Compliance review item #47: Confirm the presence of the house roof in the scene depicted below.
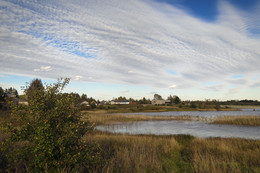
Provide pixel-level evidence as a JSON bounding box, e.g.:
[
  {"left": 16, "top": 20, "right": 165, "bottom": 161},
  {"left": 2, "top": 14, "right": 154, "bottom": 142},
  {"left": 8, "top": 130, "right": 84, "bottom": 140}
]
[
  {"left": 111, "top": 100, "right": 129, "bottom": 102},
  {"left": 80, "top": 101, "right": 89, "bottom": 105}
]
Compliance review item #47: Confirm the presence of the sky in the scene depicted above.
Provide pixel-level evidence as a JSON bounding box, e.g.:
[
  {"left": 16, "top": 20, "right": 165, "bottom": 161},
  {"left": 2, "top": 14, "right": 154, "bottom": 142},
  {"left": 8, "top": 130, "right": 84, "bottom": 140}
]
[{"left": 0, "top": 0, "right": 260, "bottom": 101}]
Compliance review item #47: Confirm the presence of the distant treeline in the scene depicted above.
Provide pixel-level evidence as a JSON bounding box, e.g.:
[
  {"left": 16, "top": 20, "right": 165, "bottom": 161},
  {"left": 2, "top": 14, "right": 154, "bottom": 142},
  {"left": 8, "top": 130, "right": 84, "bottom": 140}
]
[
  {"left": 184, "top": 99, "right": 260, "bottom": 106},
  {"left": 220, "top": 100, "right": 260, "bottom": 105},
  {"left": 1, "top": 83, "right": 259, "bottom": 106}
]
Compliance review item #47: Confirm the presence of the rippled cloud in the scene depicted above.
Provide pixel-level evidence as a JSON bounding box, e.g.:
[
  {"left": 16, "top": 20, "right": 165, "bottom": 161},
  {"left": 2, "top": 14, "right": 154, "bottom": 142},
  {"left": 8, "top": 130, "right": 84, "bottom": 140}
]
[{"left": 0, "top": 0, "right": 259, "bottom": 96}]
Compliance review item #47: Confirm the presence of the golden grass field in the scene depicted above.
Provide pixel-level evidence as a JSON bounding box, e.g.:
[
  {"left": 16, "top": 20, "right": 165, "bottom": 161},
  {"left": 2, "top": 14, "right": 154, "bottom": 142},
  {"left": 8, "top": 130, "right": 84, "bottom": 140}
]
[{"left": 85, "top": 132, "right": 260, "bottom": 173}]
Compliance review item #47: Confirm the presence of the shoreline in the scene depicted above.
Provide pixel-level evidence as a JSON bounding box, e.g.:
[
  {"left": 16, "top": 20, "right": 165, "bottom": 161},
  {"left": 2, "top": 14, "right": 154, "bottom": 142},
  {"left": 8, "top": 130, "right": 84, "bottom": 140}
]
[{"left": 86, "top": 110, "right": 260, "bottom": 126}]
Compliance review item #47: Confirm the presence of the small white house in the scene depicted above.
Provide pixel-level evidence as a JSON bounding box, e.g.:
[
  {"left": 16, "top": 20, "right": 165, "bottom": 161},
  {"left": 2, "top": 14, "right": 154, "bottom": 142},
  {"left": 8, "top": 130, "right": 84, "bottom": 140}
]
[
  {"left": 110, "top": 100, "right": 130, "bottom": 105},
  {"left": 80, "top": 101, "right": 90, "bottom": 107},
  {"left": 152, "top": 99, "right": 166, "bottom": 105}
]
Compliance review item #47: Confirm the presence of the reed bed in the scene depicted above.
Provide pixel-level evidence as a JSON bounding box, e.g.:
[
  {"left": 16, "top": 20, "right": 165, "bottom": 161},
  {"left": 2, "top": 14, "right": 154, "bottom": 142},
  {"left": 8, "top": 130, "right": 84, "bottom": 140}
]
[
  {"left": 191, "top": 138, "right": 260, "bottom": 172},
  {"left": 86, "top": 113, "right": 197, "bottom": 125},
  {"left": 212, "top": 116, "right": 260, "bottom": 126},
  {"left": 85, "top": 132, "right": 181, "bottom": 173},
  {"left": 85, "top": 132, "right": 260, "bottom": 173}
]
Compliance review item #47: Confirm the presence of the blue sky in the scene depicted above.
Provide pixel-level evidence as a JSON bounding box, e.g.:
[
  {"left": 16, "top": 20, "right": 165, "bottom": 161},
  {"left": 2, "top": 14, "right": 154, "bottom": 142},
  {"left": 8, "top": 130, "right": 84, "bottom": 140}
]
[{"left": 0, "top": 0, "right": 260, "bottom": 101}]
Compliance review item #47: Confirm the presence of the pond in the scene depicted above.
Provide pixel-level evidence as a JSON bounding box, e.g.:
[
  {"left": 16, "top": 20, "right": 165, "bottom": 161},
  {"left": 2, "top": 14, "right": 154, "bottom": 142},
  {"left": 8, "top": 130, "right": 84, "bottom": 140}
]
[
  {"left": 96, "top": 109, "right": 260, "bottom": 139},
  {"left": 96, "top": 120, "right": 260, "bottom": 139}
]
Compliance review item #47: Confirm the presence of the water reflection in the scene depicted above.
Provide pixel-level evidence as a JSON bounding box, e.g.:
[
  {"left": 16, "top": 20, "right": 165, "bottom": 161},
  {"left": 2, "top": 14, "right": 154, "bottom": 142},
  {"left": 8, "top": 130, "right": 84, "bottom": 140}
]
[{"left": 96, "top": 120, "right": 260, "bottom": 139}]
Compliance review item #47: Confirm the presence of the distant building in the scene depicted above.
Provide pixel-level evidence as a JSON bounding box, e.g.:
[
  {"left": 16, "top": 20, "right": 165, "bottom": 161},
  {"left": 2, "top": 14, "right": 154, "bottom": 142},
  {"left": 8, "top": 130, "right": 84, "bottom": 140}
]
[
  {"left": 1, "top": 92, "right": 19, "bottom": 110},
  {"left": 152, "top": 94, "right": 166, "bottom": 105},
  {"left": 129, "top": 101, "right": 137, "bottom": 105},
  {"left": 151, "top": 97, "right": 171, "bottom": 105},
  {"left": 152, "top": 99, "right": 166, "bottom": 105},
  {"left": 18, "top": 101, "right": 28, "bottom": 106},
  {"left": 110, "top": 100, "right": 130, "bottom": 105},
  {"left": 80, "top": 101, "right": 90, "bottom": 107},
  {"left": 165, "top": 100, "right": 171, "bottom": 104},
  {"left": 99, "top": 100, "right": 110, "bottom": 105}
]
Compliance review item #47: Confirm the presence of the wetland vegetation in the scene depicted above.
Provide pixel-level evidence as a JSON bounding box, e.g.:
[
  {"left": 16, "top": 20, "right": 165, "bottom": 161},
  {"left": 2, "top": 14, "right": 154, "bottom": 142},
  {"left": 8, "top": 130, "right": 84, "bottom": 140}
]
[
  {"left": 1, "top": 79, "right": 260, "bottom": 172},
  {"left": 1, "top": 110, "right": 260, "bottom": 173},
  {"left": 85, "top": 132, "right": 260, "bottom": 173},
  {"left": 211, "top": 115, "right": 260, "bottom": 126}
]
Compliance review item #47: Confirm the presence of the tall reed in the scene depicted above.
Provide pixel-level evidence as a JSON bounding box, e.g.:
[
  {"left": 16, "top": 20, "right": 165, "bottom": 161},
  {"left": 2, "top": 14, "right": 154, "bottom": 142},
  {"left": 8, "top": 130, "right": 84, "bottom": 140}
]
[
  {"left": 86, "top": 132, "right": 179, "bottom": 172},
  {"left": 191, "top": 138, "right": 260, "bottom": 172},
  {"left": 212, "top": 116, "right": 260, "bottom": 126},
  {"left": 85, "top": 132, "right": 260, "bottom": 173}
]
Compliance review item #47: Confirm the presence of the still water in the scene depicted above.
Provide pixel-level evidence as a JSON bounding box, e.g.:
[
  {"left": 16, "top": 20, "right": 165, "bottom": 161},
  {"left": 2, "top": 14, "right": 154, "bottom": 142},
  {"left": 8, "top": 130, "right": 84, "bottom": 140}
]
[
  {"left": 96, "top": 121, "right": 260, "bottom": 139},
  {"left": 96, "top": 109, "right": 260, "bottom": 139}
]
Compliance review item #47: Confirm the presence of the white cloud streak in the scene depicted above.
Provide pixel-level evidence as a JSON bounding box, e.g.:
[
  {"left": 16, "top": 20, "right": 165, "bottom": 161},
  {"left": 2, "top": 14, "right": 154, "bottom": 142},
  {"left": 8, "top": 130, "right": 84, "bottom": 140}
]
[
  {"left": 0, "top": 0, "right": 259, "bottom": 93},
  {"left": 34, "top": 66, "right": 52, "bottom": 72},
  {"left": 75, "top": 75, "right": 83, "bottom": 81}
]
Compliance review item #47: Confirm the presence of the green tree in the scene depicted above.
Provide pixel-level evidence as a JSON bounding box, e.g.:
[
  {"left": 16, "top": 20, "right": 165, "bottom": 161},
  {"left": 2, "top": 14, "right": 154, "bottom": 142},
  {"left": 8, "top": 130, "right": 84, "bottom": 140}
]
[
  {"left": 129, "top": 98, "right": 135, "bottom": 102},
  {"left": 80, "top": 94, "right": 88, "bottom": 102},
  {"left": 168, "top": 95, "right": 181, "bottom": 104},
  {"left": 87, "top": 97, "right": 96, "bottom": 104},
  {"left": 0, "top": 87, "right": 4, "bottom": 100},
  {"left": 154, "top": 94, "right": 162, "bottom": 100},
  {"left": 190, "top": 102, "right": 197, "bottom": 108},
  {"left": 173, "top": 96, "right": 181, "bottom": 104},
  {"left": 26, "top": 78, "right": 44, "bottom": 100},
  {"left": 90, "top": 101, "right": 97, "bottom": 109},
  {"left": 70, "top": 92, "right": 81, "bottom": 105},
  {"left": 115, "top": 96, "right": 127, "bottom": 101},
  {"left": 3, "top": 78, "right": 101, "bottom": 172},
  {"left": 139, "top": 97, "right": 151, "bottom": 104},
  {"left": 4, "top": 87, "right": 19, "bottom": 98}
]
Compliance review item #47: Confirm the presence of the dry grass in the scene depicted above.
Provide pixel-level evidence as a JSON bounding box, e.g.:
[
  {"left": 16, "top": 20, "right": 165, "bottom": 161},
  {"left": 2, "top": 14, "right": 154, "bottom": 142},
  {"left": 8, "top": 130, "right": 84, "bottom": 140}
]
[
  {"left": 85, "top": 111, "right": 260, "bottom": 127},
  {"left": 191, "top": 138, "right": 260, "bottom": 173},
  {"left": 85, "top": 132, "right": 179, "bottom": 173},
  {"left": 225, "top": 105, "right": 260, "bottom": 109},
  {"left": 84, "top": 132, "right": 260, "bottom": 173},
  {"left": 91, "top": 104, "right": 234, "bottom": 114},
  {"left": 85, "top": 112, "right": 198, "bottom": 125},
  {"left": 2, "top": 130, "right": 259, "bottom": 172},
  {"left": 212, "top": 116, "right": 260, "bottom": 126}
]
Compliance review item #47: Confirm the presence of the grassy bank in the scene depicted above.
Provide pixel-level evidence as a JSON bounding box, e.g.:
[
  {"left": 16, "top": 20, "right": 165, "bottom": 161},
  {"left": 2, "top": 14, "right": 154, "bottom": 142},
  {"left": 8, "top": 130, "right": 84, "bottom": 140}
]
[
  {"left": 211, "top": 116, "right": 260, "bottom": 126},
  {"left": 1, "top": 130, "right": 259, "bottom": 172},
  {"left": 86, "top": 132, "right": 260, "bottom": 173},
  {"left": 95, "top": 104, "right": 234, "bottom": 113},
  {"left": 224, "top": 105, "right": 260, "bottom": 109},
  {"left": 85, "top": 111, "right": 199, "bottom": 125},
  {"left": 86, "top": 111, "right": 260, "bottom": 126}
]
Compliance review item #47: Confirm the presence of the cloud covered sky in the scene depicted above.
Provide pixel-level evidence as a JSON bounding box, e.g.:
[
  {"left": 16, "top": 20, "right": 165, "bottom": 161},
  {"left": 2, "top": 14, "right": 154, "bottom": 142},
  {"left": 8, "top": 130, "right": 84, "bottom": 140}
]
[{"left": 0, "top": 0, "right": 260, "bottom": 100}]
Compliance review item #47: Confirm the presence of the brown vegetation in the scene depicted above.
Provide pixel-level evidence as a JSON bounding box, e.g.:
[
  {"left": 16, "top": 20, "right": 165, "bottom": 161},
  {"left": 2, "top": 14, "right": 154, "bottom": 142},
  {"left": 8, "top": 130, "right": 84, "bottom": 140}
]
[
  {"left": 212, "top": 116, "right": 260, "bottom": 126},
  {"left": 86, "top": 111, "right": 196, "bottom": 125},
  {"left": 191, "top": 137, "right": 260, "bottom": 172},
  {"left": 86, "top": 132, "right": 179, "bottom": 172},
  {"left": 85, "top": 132, "right": 260, "bottom": 173}
]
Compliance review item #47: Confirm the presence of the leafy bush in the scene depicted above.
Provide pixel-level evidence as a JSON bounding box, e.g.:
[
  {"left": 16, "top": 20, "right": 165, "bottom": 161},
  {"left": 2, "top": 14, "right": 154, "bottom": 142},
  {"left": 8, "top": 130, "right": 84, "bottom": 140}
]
[
  {"left": 190, "top": 103, "right": 197, "bottom": 109},
  {"left": 2, "top": 78, "right": 101, "bottom": 172}
]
